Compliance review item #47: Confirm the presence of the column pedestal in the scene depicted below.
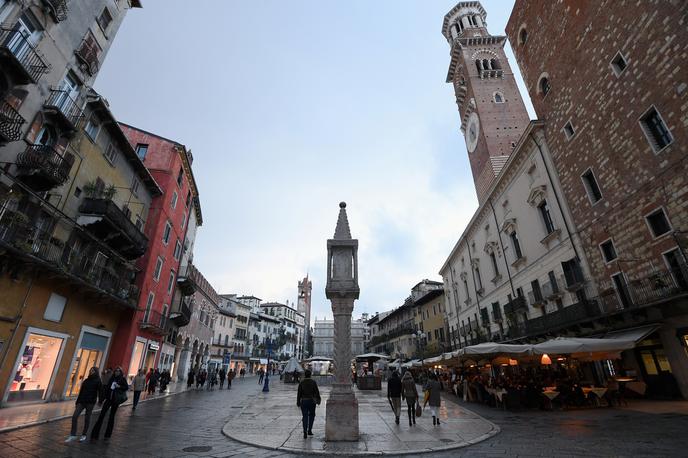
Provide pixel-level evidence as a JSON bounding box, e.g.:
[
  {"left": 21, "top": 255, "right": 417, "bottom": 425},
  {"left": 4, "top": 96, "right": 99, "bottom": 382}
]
[{"left": 325, "top": 384, "right": 359, "bottom": 441}]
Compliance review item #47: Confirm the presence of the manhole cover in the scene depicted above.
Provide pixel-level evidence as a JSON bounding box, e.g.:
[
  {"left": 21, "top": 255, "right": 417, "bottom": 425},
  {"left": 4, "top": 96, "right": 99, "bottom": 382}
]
[{"left": 182, "top": 446, "right": 212, "bottom": 452}]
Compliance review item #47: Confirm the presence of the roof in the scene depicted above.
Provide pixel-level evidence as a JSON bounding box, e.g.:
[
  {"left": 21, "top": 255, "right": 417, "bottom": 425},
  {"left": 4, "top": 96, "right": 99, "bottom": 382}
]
[
  {"left": 85, "top": 92, "right": 162, "bottom": 197},
  {"left": 237, "top": 295, "right": 262, "bottom": 301},
  {"left": 414, "top": 289, "right": 444, "bottom": 306},
  {"left": 441, "top": 1, "right": 487, "bottom": 40},
  {"left": 118, "top": 122, "right": 202, "bottom": 226}
]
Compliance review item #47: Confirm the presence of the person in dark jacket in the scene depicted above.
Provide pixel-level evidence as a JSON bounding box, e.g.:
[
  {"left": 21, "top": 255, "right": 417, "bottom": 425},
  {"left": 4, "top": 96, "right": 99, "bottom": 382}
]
[
  {"left": 187, "top": 368, "right": 195, "bottom": 389},
  {"left": 91, "top": 366, "right": 128, "bottom": 440},
  {"left": 296, "top": 369, "right": 321, "bottom": 439},
  {"left": 401, "top": 371, "right": 418, "bottom": 426},
  {"left": 387, "top": 370, "right": 403, "bottom": 424},
  {"left": 219, "top": 368, "right": 226, "bottom": 389},
  {"left": 423, "top": 373, "right": 442, "bottom": 426},
  {"left": 65, "top": 367, "right": 102, "bottom": 442},
  {"left": 148, "top": 368, "right": 159, "bottom": 395}
]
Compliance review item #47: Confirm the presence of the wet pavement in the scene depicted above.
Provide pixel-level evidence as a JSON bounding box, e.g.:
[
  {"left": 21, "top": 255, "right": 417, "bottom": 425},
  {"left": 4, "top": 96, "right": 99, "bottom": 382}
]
[
  {"left": 223, "top": 381, "right": 497, "bottom": 455},
  {"left": 0, "top": 376, "right": 687, "bottom": 457}
]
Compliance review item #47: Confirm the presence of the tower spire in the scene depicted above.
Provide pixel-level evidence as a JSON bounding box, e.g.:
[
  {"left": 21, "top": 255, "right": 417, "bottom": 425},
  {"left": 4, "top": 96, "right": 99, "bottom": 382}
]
[{"left": 333, "top": 202, "right": 352, "bottom": 240}]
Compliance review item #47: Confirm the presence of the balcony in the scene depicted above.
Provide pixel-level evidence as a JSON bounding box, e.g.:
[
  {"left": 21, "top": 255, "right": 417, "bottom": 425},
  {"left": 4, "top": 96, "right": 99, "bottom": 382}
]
[
  {"left": 491, "top": 309, "right": 503, "bottom": 323},
  {"left": 170, "top": 299, "right": 192, "bottom": 327},
  {"left": 75, "top": 37, "right": 100, "bottom": 76},
  {"left": 542, "top": 278, "right": 563, "bottom": 299},
  {"left": 597, "top": 268, "right": 688, "bottom": 314},
  {"left": 504, "top": 296, "right": 527, "bottom": 315},
  {"left": 0, "top": 205, "right": 139, "bottom": 309},
  {"left": 42, "top": 0, "right": 69, "bottom": 22},
  {"left": 0, "top": 99, "right": 25, "bottom": 142},
  {"left": 176, "top": 264, "right": 199, "bottom": 296},
  {"left": 77, "top": 198, "right": 148, "bottom": 260},
  {"left": 0, "top": 27, "right": 49, "bottom": 84},
  {"left": 15, "top": 145, "right": 73, "bottom": 192},
  {"left": 139, "top": 309, "right": 168, "bottom": 335},
  {"left": 527, "top": 290, "right": 546, "bottom": 308},
  {"left": 43, "top": 89, "right": 83, "bottom": 133}
]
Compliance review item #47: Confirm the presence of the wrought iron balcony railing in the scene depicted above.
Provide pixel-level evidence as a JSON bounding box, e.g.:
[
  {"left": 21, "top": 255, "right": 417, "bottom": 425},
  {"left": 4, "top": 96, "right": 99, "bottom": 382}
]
[
  {"left": 44, "top": 89, "right": 84, "bottom": 132},
  {"left": 15, "top": 144, "right": 73, "bottom": 191},
  {"left": 0, "top": 99, "right": 25, "bottom": 142},
  {"left": 78, "top": 198, "right": 148, "bottom": 260},
  {"left": 0, "top": 203, "right": 139, "bottom": 309},
  {"left": 176, "top": 264, "right": 199, "bottom": 296},
  {"left": 0, "top": 27, "right": 49, "bottom": 83},
  {"left": 75, "top": 36, "right": 100, "bottom": 76},
  {"left": 140, "top": 309, "right": 168, "bottom": 335},
  {"left": 42, "top": 0, "right": 69, "bottom": 22}
]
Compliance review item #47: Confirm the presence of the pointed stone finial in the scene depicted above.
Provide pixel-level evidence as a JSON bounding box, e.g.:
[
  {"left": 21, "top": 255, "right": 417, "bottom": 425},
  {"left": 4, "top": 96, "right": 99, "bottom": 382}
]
[{"left": 333, "top": 202, "right": 352, "bottom": 240}]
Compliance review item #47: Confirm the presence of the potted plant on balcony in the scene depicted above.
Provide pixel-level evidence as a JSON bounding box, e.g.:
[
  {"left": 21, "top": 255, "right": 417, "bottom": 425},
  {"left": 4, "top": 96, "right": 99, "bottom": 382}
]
[
  {"left": 83, "top": 180, "right": 100, "bottom": 198},
  {"left": 103, "top": 184, "right": 117, "bottom": 200}
]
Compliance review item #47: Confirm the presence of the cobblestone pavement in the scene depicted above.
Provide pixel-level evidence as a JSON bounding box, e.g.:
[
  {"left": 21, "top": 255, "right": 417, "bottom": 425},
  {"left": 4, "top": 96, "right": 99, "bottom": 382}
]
[{"left": 0, "top": 377, "right": 687, "bottom": 457}]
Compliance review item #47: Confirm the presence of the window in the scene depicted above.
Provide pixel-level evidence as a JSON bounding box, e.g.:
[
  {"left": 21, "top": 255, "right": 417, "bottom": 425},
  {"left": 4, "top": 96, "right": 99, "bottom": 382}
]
[
  {"left": 510, "top": 232, "right": 523, "bottom": 259},
  {"left": 561, "top": 258, "right": 584, "bottom": 287},
  {"left": 153, "top": 257, "right": 163, "bottom": 281},
  {"left": 180, "top": 212, "right": 186, "bottom": 230},
  {"left": 639, "top": 106, "right": 673, "bottom": 152},
  {"left": 43, "top": 292, "right": 67, "bottom": 322},
  {"left": 97, "top": 7, "right": 113, "bottom": 32},
  {"left": 177, "top": 167, "right": 183, "bottom": 187},
  {"left": 185, "top": 190, "right": 191, "bottom": 208},
  {"left": 581, "top": 168, "right": 602, "bottom": 204},
  {"left": 167, "top": 270, "right": 175, "bottom": 294},
  {"left": 531, "top": 279, "right": 543, "bottom": 302},
  {"left": 610, "top": 52, "right": 627, "bottom": 76},
  {"left": 600, "top": 239, "right": 618, "bottom": 263},
  {"left": 490, "top": 252, "right": 499, "bottom": 277},
  {"left": 563, "top": 121, "right": 575, "bottom": 140},
  {"left": 171, "top": 191, "right": 178, "bottom": 209},
  {"left": 538, "top": 200, "right": 555, "bottom": 234},
  {"left": 518, "top": 26, "right": 528, "bottom": 45},
  {"left": 104, "top": 142, "right": 117, "bottom": 164},
  {"left": 85, "top": 117, "right": 99, "bottom": 140},
  {"left": 494, "top": 92, "right": 504, "bottom": 103},
  {"left": 162, "top": 221, "right": 172, "bottom": 244},
  {"left": 474, "top": 265, "right": 483, "bottom": 291},
  {"left": 173, "top": 239, "right": 182, "bottom": 260},
  {"left": 645, "top": 208, "right": 672, "bottom": 238},
  {"left": 539, "top": 76, "right": 550, "bottom": 96},
  {"left": 135, "top": 144, "right": 148, "bottom": 160},
  {"left": 135, "top": 216, "right": 143, "bottom": 231},
  {"left": 131, "top": 177, "right": 140, "bottom": 196},
  {"left": 144, "top": 292, "right": 154, "bottom": 322}
]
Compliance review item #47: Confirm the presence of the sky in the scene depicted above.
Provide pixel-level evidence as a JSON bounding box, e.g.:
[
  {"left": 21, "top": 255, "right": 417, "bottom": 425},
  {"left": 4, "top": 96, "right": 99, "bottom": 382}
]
[{"left": 95, "top": 0, "right": 535, "bottom": 323}]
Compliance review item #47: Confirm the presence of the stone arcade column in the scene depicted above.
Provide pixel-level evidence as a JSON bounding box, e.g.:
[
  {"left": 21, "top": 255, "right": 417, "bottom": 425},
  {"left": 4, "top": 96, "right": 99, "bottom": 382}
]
[{"left": 325, "top": 202, "right": 360, "bottom": 441}]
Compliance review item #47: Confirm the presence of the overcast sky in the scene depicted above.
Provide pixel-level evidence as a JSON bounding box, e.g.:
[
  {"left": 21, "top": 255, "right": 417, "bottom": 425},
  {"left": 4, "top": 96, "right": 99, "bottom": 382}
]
[{"left": 95, "top": 0, "right": 534, "bottom": 322}]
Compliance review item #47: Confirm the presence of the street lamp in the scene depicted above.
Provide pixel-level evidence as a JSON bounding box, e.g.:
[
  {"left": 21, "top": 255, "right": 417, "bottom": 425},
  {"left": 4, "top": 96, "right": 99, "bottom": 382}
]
[{"left": 263, "top": 338, "right": 272, "bottom": 393}]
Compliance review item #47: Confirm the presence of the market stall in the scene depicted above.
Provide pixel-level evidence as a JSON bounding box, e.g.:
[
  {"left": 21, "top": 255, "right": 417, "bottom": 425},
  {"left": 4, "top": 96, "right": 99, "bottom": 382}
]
[{"left": 354, "top": 353, "right": 388, "bottom": 390}]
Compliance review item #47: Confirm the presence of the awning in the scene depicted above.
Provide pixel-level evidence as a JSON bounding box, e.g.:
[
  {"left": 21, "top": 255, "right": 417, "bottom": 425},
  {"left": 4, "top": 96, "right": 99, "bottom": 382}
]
[
  {"left": 459, "top": 342, "right": 533, "bottom": 357},
  {"left": 533, "top": 337, "right": 636, "bottom": 355},
  {"left": 354, "top": 353, "right": 389, "bottom": 362},
  {"left": 602, "top": 324, "right": 660, "bottom": 343}
]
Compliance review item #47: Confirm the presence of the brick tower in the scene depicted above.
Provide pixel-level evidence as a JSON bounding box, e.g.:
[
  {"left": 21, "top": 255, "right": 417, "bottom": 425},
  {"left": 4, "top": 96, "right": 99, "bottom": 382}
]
[
  {"left": 297, "top": 274, "right": 312, "bottom": 352},
  {"left": 442, "top": 1, "right": 530, "bottom": 203}
]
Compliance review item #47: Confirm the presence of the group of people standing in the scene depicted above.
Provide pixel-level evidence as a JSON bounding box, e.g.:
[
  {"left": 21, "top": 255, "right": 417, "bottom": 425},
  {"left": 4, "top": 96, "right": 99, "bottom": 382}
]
[{"left": 186, "top": 366, "right": 236, "bottom": 391}]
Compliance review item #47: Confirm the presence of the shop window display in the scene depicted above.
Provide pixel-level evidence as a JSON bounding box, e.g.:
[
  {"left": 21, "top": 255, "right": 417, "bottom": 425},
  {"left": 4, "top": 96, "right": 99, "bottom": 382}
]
[{"left": 9, "top": 333, "right": 64, "bottom": 402}]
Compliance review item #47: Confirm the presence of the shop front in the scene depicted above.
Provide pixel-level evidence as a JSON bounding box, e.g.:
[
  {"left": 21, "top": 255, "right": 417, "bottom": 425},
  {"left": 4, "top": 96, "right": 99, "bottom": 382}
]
[
  {"left": 3, "top": 328, "right": 68, "bottom": 404},
  {"left": 64, "top": 327, "right": 111, "bottom": 398},
  {"left": 160, "top": 342, "right": 176, "bottom": 373}
]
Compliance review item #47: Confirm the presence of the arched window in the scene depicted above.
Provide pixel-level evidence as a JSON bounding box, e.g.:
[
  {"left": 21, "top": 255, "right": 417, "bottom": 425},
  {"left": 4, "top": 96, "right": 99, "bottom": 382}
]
[
  {"left": 490, "top": 58, "right": 501, "bottom": 70},
  {"left": 494, "top": 92, "right": 504, "bottom": 103},
  {"left": 539, "top": 76, "right": 551, "bottom": 96},
  {"left": 473, "top": 15, "right": 481, "bottom": 26},
  {"left": 519, "top": 28, "right": 528, "bottom": 45},
  {"left": 475, "top": 59, "right": 482, "bottom": 73},
  {"left": 482, "top": 59, "right": 490, "bottom": 70}
]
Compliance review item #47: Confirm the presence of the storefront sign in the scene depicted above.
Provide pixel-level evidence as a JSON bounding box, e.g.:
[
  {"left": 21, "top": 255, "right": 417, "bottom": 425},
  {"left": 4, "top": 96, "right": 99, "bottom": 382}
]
[{"left": 148, "top": 342, "right": 160, "bottom": 351}]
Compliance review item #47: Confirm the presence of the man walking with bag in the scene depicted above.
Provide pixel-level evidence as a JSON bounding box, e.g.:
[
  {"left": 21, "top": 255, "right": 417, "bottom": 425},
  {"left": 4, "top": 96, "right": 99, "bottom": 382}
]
[
  {"left": 387, "top": 370, "right": 402, "bottom": 424},
  {"left": 296, "top": 369, "right": 321, "bottom": 439}
]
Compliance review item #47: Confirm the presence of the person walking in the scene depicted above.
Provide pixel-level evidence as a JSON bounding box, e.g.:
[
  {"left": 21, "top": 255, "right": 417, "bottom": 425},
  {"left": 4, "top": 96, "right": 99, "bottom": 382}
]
[
  {"left": 208, "top": 370, "right": 217, "bottom": 391},
  {"left": 424, "top": 373, "right": 442, "bottom": 426},
  {"left": 227, "top": 369, "right": 234, "bottom": 389},
  {"left": 296, "top": 369, "right": 321, "bottom": 439},
  {"left": 159, "top": 369, "right": 170, "bottom": 393},
  {"left": 65, "top": 367, "right": 102, "bottom": 443},
  {"left": 401, "top": 371, "right": 418, "bottom": 427},
  {"left": 187, "top": 368, "right": 195, "bottom": 389},
  {"left": 258, "top": 368, "right": 265, "bottom": 385},
  {"left": 219, "top": 368, "right": 226, "bottom": 389},
  {"left": 148, "top": 368, "right": 160, "bottom": 395},
  {"left": 90, "top": 366, "right": 128, "bottom": 441},
  {"left": 132, "top": 369, "right": 146, "bottom": 410},
  {"left": 387, "top": 370, "right": 402, "bottom": 425}
]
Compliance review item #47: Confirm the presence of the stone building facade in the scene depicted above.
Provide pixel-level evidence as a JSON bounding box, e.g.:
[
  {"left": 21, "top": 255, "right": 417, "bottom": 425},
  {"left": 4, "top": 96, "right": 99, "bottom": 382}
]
[
  {"left": 0, "top": 1, "right": 146, "bottom": 405},
  {"left": 313, "top": 315, "right": 368, "bottom": 359},
  {"left": 506, "top": 0, "right": 688, "bottom": 398}
]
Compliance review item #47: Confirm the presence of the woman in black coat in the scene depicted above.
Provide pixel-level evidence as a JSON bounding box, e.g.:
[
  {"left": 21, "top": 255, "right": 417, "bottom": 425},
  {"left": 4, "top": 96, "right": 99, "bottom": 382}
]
[
  {"left": 90, "top": 366, "right": 128, "bottom": 440},
  {"left": 65, "top": 367, "right": 102, "bottom": 442}
]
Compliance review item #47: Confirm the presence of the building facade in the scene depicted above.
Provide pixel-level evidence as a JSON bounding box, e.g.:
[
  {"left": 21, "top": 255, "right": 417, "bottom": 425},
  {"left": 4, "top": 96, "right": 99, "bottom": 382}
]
[
  {"left": 107, "top": 124, "right": 198, "bottom": 378},
  {"left": 505, "top": 0, "right": 688, "bottom": 398},
  {"left": 0, "top": 0, "right": 145, "bottom": 405},
  {"left": 313, "top": 315, "right": 369, "bottom": 359},
  {"left": 412, "top": 281, "right": 449, "bottom": 357},
  {"left": 260, "top": 302, "right": 302, "bottom": 360}
]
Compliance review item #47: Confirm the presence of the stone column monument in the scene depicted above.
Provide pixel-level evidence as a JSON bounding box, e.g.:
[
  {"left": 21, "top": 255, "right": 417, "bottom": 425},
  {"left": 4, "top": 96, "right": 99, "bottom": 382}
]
[{"left": 325, "top": 202, "right": 360, "bottom": 441}]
